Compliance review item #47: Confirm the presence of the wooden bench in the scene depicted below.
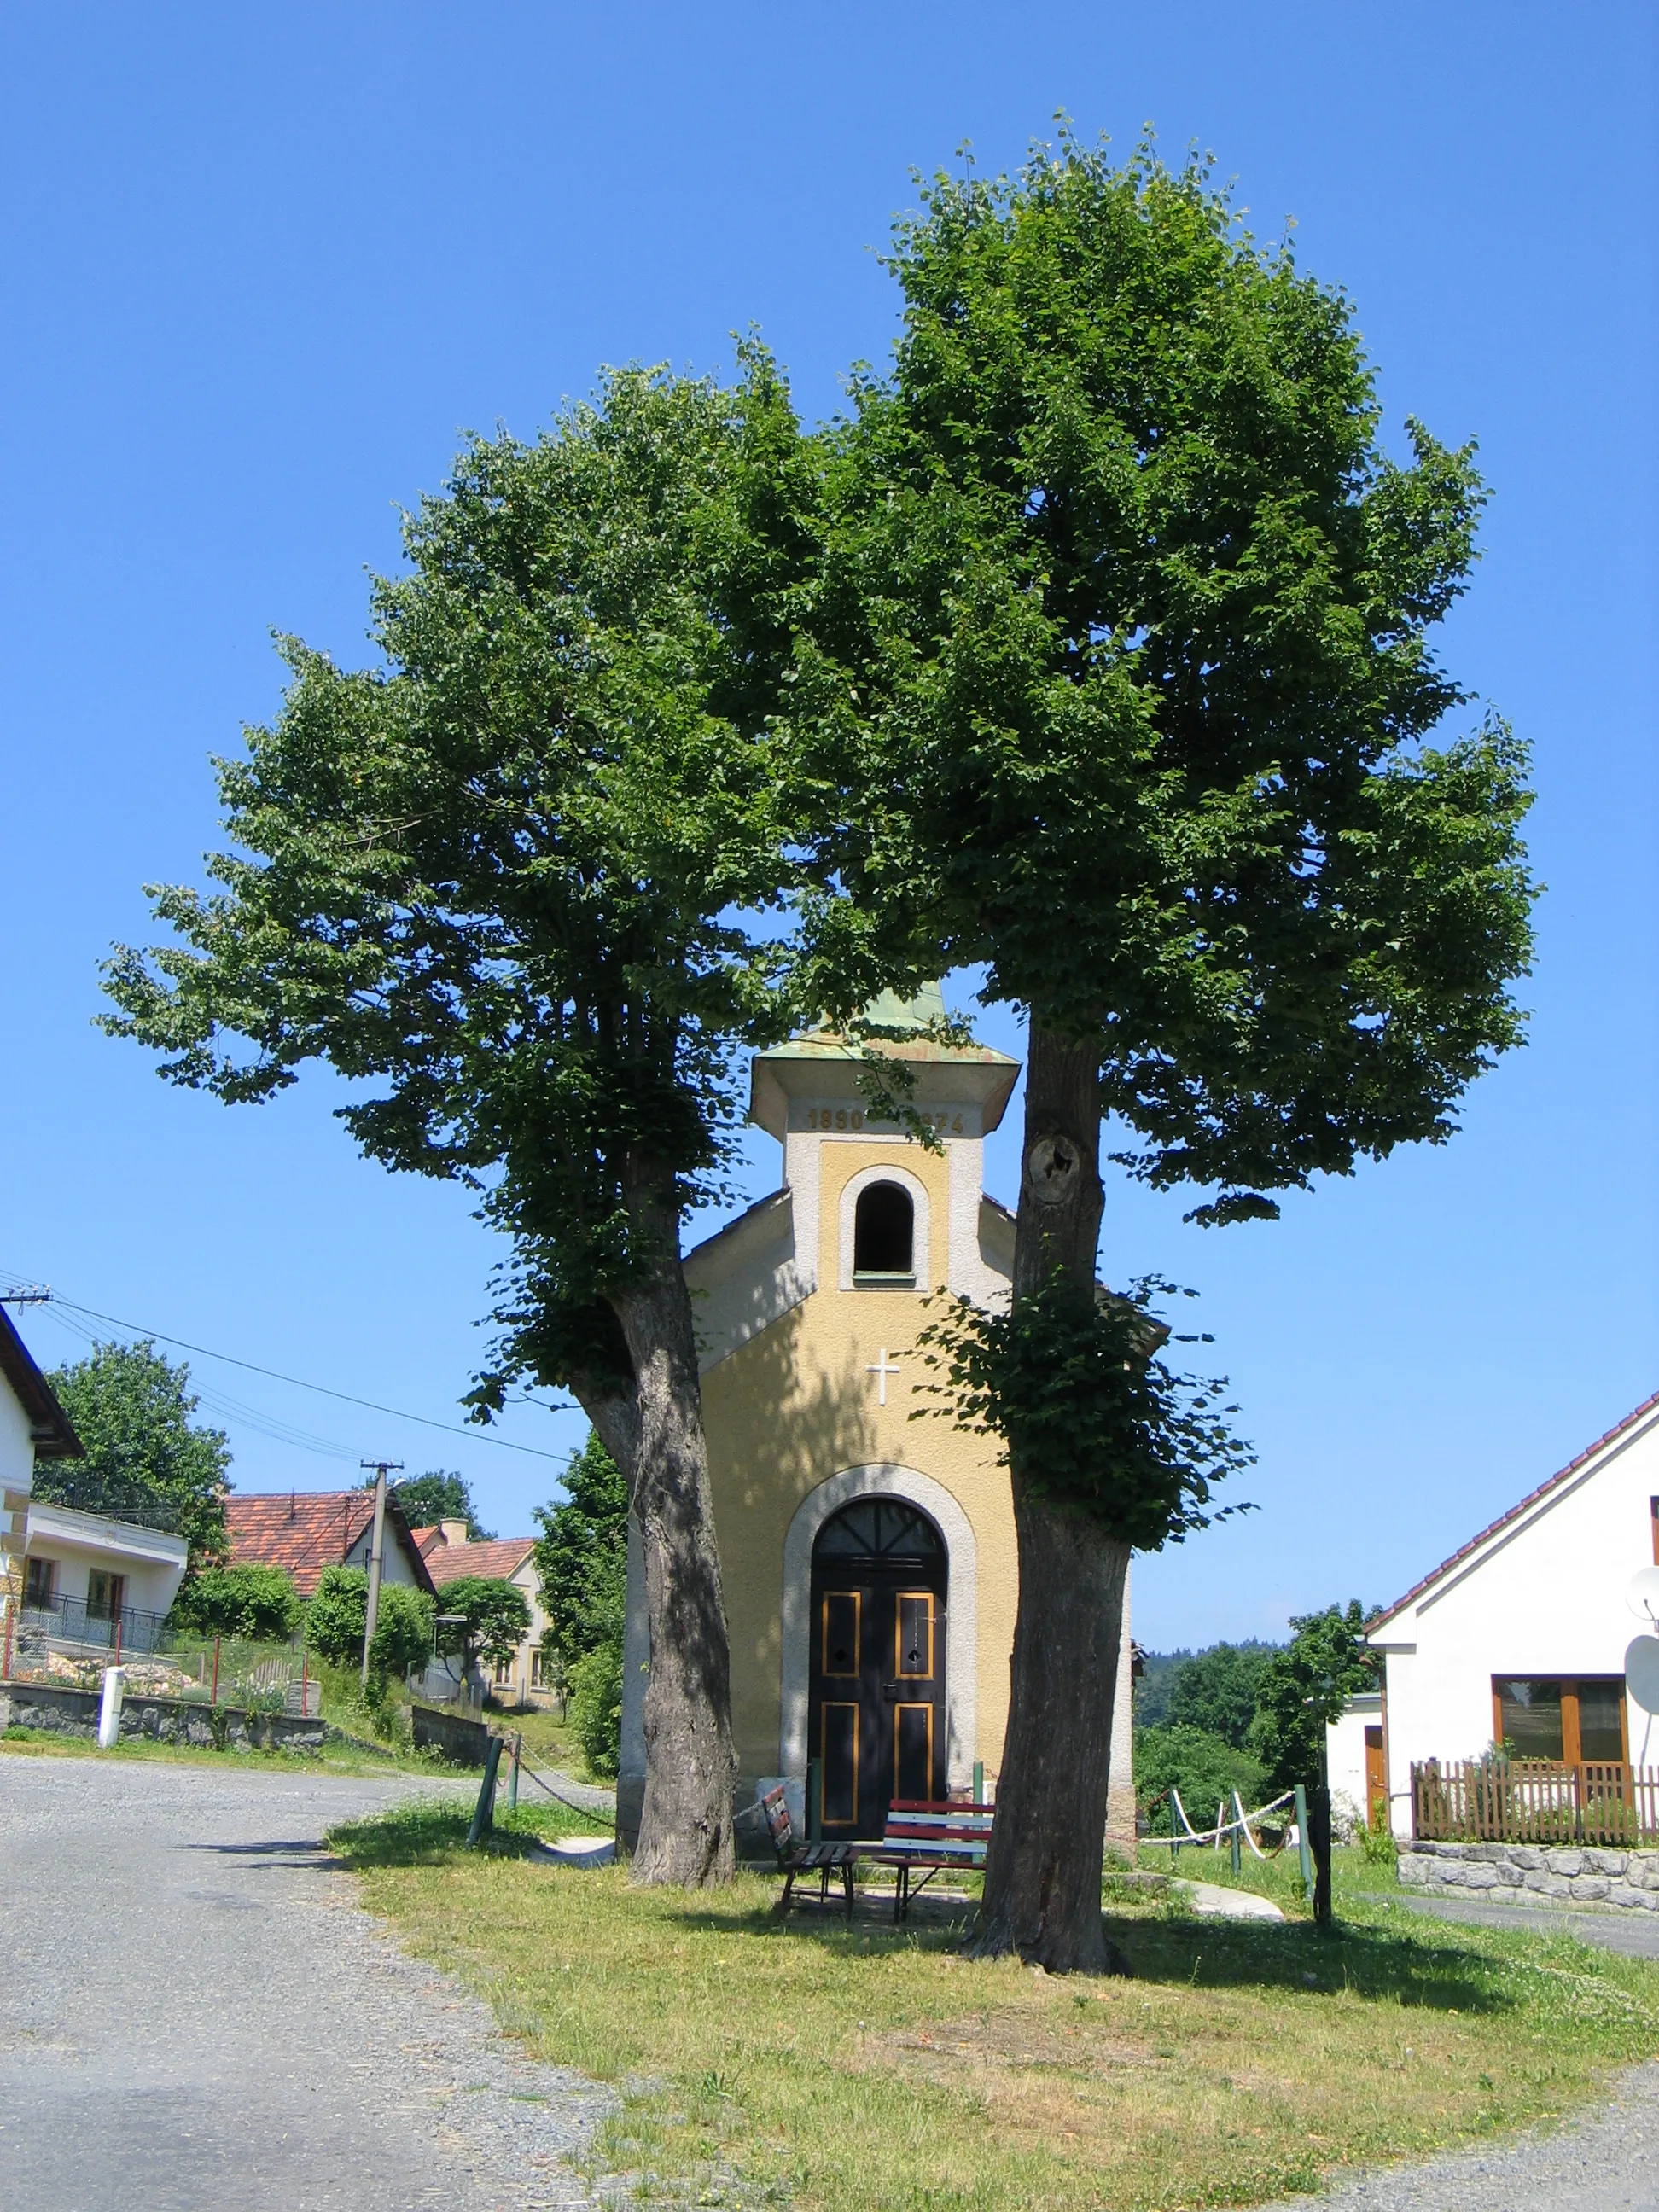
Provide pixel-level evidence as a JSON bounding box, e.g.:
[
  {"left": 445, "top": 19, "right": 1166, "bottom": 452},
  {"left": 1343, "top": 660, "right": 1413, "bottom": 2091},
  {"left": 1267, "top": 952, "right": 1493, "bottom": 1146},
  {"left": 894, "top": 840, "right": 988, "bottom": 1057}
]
[
  {"left": 866, "top": 1800, "right": 994, "bottom": 1922},
  {"left": 759, "top": 1784, "right": 859, "bottom": 1919}
]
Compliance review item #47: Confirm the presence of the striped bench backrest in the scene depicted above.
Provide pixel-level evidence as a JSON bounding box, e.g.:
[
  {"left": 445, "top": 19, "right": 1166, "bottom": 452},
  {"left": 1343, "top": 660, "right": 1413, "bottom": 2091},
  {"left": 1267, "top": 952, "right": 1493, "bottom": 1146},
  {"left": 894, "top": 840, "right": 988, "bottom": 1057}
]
[{"left": 882, "top": 1801, "right": 995, "bottom": 1859}]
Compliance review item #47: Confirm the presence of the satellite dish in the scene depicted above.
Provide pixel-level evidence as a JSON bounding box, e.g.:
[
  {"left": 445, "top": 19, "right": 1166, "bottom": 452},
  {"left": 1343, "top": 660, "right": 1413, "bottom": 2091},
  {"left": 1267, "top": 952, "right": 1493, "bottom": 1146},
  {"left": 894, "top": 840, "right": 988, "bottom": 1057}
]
[
  {"left": 1628, "top": 1638, "right": 1659, "bottom": 1717},
  {"left": 1626, "top": 1568, "right": 1659, "bottom": 1625}
]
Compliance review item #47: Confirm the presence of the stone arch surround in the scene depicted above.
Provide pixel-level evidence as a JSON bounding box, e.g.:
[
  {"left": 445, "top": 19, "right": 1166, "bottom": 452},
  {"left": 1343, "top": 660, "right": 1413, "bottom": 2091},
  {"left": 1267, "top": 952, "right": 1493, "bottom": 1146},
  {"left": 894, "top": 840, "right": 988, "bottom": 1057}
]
[{"left": 780, "top": 1463, "right": 978, "bottom": 1790}]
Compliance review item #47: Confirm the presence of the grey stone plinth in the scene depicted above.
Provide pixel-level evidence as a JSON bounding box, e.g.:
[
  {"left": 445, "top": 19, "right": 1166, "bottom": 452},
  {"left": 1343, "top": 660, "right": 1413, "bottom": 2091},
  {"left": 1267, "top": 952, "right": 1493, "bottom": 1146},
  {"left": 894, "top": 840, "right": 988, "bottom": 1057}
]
[{"left": 1396, "top": 1838, "right": 1659, "bottom": 1917}]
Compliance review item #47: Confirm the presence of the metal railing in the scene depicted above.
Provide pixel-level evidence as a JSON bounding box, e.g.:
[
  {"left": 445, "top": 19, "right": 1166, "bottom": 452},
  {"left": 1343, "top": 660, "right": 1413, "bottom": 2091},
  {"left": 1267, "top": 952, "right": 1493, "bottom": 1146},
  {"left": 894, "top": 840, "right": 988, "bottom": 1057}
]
[
  {"left": 1412, "top": 1757, "right": 1659, "bottom": 1846},
  {"left": 19, "top": 1594, "right": 171, "bottom": 1656}
]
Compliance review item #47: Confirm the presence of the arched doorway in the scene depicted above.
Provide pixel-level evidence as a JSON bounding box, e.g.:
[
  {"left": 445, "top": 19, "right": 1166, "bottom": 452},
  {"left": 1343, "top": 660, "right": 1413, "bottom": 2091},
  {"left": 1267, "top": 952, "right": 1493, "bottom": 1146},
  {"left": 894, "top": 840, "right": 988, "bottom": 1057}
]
[{"left": 808, "top": 1498, "right": 947, "bottom": 1838}]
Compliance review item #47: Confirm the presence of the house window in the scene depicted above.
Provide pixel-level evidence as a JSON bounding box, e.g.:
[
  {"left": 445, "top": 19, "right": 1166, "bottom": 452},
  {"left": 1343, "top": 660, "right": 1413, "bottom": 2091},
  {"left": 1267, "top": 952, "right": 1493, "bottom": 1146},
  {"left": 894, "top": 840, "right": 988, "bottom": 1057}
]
[
  {"left": 86, "top": 1570, "right": 126, "bottom": 1623},
  {"left": 1493, "top": 1676, "right": 1627, "bottom": 1765},
  {"left": 1650, "top": 1495, "right": 1659, "bottom": 1565},
  {"left": 531, "top": 1646, "right": 555, "bottom": 1689},
  {"left": 23, "top": 1557, "right": 56, "bottom": 1608},
  {"left": 853, "top": 1183, "right": 915, "bottom": 1284}
]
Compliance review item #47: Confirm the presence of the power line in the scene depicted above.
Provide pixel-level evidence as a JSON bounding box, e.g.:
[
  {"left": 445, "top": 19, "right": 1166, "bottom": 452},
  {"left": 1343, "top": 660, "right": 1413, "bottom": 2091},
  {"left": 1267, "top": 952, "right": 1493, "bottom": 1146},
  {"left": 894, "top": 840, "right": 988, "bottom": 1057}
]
[{"left": 11, "top": 1284, "right": 578, "bottom": 1467}]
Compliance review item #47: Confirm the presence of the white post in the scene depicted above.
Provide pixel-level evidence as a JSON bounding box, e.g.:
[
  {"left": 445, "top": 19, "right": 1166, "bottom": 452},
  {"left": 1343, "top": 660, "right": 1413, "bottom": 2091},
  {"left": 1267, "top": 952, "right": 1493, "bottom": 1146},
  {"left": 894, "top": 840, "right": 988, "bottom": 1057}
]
[{"left": 97, "top": 1665, "right": 125, "bottom": 1749}]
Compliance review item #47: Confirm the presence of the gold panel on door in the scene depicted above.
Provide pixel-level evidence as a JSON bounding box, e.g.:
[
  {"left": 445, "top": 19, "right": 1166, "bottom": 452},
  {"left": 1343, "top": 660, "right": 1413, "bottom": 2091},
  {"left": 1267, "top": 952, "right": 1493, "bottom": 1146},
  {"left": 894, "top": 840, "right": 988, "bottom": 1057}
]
[{"left": 894, "top": 1592, "right": 934, "bottom": 1679}]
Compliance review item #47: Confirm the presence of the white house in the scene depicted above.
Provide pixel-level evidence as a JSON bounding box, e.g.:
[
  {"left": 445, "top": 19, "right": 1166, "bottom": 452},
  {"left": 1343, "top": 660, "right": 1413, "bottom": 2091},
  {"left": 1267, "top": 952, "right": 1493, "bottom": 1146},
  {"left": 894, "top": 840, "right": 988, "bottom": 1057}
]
[
  {"left": 1, "top": 1307, "right": 192, "bottom": 1662},
  {"left": 1365, "top": 1390, "right": 1659, "bottom": 1840},
  {"left": 0, "top": 1304, "right": 84, "bottom": 1650},
  {"left": 17, "top": 1499, "right": 189, "bottom": 1652}
]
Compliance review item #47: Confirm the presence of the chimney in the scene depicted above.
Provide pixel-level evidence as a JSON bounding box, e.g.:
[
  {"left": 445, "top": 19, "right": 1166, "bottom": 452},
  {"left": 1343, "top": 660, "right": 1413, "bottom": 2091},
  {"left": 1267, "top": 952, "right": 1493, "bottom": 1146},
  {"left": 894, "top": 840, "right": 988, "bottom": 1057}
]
[{"left": 439, "top": 1520, "right": 469, "bottom": 1549}]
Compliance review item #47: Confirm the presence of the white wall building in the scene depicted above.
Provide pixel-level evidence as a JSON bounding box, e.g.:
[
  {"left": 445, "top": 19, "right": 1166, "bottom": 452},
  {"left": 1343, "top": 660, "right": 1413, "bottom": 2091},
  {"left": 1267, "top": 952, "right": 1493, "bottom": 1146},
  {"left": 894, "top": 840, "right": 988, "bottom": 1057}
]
[
  {"left": 1366, "top": 1391, "right": 1659, "bottom": 1839},
  {"left": 0, "top": 1306, "right": 85, "bottom": 1651},
  {"left": 18, "top": 1499, "right": 189, "bottom": 1647}
]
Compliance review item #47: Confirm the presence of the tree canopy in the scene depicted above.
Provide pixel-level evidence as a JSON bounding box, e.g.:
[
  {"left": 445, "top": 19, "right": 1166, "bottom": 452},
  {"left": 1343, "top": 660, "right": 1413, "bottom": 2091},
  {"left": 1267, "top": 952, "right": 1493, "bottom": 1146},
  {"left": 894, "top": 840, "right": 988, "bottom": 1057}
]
[
  {"left": 533, "top": 1431, "right": 628, "bottom": 1663},
  {"left": 38, "top": 1340, "right": 231, "bottom": 1570},
  {"left": 791, "top": 133, "right": 1536, "bottom": 1970},
  {"left": 800, "top": 133, "right": 1535, "bottom": 1231},
  {"left": 436, "top": 1575, "right": 532, "bottom": 1676},
  {"left": 390, "top": 1470, "right": 495, "bottom": 1540},
  {"left": 1166, "top": 1641, "right": 1278, "bottom": 1749},
  {"left": 1249, "top": 1601, "right": 1377, "bottom": 1794},
  {"left": 101, "top": 358, "right": 816, "bottom": 1884}
]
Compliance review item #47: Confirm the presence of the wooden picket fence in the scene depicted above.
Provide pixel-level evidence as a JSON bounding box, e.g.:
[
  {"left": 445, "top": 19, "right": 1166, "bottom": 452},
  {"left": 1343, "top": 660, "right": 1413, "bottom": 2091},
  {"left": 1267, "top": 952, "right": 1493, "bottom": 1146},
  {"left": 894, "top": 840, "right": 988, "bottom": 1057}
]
[{"left": 1412, "top": 1758, "right": 1659, "bottom": 1846}]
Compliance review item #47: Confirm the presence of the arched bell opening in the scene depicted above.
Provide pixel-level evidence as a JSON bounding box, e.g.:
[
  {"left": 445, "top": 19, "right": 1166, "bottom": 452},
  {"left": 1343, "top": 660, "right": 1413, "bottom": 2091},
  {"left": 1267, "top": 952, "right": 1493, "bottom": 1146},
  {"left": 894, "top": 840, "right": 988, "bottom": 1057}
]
[
  {"left": 808, "top": 1498, "right": 947, "bottom": 1837},
  {"left": 852, "top": 1181, "right": 915, "bottom": 1285}
]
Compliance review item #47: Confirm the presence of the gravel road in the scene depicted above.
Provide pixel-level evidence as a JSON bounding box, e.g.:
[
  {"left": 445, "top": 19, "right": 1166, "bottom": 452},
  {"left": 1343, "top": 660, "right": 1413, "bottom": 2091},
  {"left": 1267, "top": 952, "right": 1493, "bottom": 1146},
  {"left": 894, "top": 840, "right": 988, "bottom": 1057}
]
[{"left": 0, "top": 1755, "right": 615, "bottom": 2211}]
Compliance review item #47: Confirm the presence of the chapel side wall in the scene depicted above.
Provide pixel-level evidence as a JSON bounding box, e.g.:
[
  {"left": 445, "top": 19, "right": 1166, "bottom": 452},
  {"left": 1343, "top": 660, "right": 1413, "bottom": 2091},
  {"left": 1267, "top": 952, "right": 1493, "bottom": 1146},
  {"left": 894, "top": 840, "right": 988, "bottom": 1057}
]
[
  {"left": 701, "top": 1134, "right": 1020, "bottom": 1790},
  {"left": 1379, "top": 1418, "right": 1659, "bottom": 1837}
]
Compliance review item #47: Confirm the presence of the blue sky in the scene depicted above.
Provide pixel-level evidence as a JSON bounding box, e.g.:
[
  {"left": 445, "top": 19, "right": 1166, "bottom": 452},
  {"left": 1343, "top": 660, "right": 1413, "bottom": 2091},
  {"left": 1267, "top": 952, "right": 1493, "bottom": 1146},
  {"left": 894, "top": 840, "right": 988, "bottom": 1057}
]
[{"left": 2, "top": 4, "right": 1653, "bottom": 1647}]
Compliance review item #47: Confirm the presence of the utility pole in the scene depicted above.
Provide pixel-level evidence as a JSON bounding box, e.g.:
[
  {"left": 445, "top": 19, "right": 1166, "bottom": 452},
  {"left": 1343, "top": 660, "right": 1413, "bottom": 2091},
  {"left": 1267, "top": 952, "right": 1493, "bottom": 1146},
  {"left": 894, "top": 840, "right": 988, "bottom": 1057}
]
[{"left": 359, "top": 1460, "right": 402, "bottom": 1687}]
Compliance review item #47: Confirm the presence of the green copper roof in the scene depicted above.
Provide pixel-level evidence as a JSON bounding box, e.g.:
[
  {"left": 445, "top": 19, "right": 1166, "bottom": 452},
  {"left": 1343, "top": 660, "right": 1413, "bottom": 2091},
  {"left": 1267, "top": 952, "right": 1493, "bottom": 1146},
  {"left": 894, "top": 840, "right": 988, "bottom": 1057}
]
[{"left": 841, "top": 980, "right": 947, "bottom": 1035}]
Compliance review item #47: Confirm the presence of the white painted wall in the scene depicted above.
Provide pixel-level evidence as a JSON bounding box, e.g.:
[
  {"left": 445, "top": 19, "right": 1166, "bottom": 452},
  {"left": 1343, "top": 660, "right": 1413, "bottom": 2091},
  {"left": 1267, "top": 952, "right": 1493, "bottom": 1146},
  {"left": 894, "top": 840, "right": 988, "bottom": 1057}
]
[
  {"left": 1370, "top": 1405, "right": 1659, "bottom": 1837},
  {"left": 21, "top": 1500, "right": 189, "bottom": 1619},
  {"left": 0, "top": 1380, "right": 35, "bottom": 1499},
  {"left": 1325, "top": 1692, "right": 1382, "bottom": 1821},
  {"left": 341, "top": 1521, "right": 422, "bottom": 1586}
]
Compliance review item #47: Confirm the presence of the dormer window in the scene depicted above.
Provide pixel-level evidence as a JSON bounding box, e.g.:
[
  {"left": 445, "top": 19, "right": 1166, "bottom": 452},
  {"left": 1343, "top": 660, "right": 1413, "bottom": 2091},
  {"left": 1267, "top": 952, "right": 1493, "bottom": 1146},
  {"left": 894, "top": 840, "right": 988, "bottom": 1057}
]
[{"left": 853, "top": 1182, "right": 915, "bottom": 1286}]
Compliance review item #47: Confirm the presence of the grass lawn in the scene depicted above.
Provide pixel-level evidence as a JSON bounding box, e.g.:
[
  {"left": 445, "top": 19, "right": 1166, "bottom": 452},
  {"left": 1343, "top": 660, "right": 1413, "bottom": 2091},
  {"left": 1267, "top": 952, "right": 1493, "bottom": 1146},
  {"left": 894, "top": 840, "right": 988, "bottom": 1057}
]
[
  {"left": 329, "top": 1802, "right": 1659, "bottom": 2212},
  {"left": 0, "top": 1723, "right": 457, "bottom": 1779}
]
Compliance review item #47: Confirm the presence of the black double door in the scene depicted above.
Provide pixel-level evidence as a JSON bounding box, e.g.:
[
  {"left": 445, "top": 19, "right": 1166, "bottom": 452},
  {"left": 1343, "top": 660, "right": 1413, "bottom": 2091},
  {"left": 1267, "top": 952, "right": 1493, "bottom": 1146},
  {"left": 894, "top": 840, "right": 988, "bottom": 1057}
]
[{"left": 808, "top": 1499, "right": 947, "bottom": 1840}]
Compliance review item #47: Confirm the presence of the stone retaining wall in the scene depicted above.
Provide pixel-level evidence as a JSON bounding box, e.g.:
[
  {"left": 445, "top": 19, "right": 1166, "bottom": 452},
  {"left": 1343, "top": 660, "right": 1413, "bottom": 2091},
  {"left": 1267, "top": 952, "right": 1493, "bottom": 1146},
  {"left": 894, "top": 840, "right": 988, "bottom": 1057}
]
[
  {"left": 0, "top": 1674, "right": 328, "bottom": 1752},
  {"left": 1400, "top": 1837, "right": 1659, "bottom": 1913},
  {"left": 409, "top": 1703, "right": 491, "bottom": 1768}
]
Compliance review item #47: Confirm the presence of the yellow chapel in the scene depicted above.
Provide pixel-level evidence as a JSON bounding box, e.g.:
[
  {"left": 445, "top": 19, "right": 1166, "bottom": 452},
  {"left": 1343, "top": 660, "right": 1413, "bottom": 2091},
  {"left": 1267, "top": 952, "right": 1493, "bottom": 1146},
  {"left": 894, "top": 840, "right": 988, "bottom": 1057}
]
[{"left": 616, "top": 990, "right": 1137, "bottom": 1851}]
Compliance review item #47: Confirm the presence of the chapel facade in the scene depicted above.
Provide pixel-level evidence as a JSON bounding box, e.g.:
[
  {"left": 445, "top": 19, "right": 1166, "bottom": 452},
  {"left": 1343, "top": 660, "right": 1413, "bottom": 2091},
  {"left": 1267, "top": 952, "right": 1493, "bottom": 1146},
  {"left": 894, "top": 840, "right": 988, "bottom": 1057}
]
[{"left": 616, "top": 992, "right": 1137, "bottom": 1849}]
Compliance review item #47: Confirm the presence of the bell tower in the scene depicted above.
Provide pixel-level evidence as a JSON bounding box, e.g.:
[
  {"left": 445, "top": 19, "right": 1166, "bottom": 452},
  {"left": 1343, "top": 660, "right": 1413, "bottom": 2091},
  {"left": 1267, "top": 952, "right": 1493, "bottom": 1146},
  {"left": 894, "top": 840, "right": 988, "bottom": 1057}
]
[{"left": 747, "top": 987, "right": 1019, "bottom": 1305}]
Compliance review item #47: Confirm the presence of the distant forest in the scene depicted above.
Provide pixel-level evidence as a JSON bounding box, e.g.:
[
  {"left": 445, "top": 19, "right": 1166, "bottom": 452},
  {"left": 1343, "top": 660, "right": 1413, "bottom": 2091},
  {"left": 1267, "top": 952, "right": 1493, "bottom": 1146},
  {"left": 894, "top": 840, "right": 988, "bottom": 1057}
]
[{"left": 1133, "top": 1639, "right": 1283, "bottom": 1729}]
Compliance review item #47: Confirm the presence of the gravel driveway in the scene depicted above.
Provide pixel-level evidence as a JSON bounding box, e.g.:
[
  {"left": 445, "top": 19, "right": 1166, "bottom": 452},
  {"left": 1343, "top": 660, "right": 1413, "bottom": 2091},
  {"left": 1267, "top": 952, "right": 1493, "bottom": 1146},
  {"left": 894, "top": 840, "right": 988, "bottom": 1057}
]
[{"left": 0, "top": 1755, "right": 615, "bottom": 2211}]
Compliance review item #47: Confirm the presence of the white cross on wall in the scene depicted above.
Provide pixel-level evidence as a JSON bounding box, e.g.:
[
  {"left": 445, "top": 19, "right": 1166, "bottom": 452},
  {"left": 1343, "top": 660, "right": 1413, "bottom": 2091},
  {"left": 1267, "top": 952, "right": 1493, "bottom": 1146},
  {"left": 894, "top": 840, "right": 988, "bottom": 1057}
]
[{"left": 865, "top": 1348, "right": 901, "bottom": 1406}]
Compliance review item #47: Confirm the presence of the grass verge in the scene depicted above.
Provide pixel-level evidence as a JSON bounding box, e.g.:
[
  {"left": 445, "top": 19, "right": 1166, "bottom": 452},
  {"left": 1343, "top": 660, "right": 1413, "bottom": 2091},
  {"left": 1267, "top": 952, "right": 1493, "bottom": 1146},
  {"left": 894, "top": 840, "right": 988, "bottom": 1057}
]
[
  {"left": 0, "top": 1723, "right": 463, "bottom": 1778},
  {"left": 329, "top": 1802, "right": 1659, "bottom": 2211}
]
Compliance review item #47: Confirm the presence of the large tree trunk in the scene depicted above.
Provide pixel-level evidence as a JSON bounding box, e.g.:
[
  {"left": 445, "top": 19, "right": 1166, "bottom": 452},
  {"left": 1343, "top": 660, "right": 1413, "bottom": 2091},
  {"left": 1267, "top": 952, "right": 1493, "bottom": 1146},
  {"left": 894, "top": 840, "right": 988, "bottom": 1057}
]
[
  {"left": 600, "top": 1171, "right": 737, "bottom": 1888},
  {"left": 972, "top": 1019, "right": 1131, "bottom": 1973}
]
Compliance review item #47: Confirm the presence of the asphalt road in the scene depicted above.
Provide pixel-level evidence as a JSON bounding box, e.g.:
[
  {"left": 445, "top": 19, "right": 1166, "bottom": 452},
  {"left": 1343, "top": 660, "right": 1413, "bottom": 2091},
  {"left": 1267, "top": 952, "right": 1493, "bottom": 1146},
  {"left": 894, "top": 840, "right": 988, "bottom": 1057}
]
[
  {"left": 0, "top": 1755, "right": 615, "bottom": 2211},
  {"left": 1390, "top": 1885, "right": 1659, "bottom": 1959},
  {"left": 12, "top": 1755, "right": 1659, "bottom": 2212}
]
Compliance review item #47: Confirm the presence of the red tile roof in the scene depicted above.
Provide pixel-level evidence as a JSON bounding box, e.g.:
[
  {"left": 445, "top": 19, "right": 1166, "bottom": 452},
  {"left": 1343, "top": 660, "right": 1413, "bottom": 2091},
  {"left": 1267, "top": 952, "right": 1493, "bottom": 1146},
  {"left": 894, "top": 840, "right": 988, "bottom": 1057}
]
[
  {"left": 225, "top": 1490, "right": 437, "bottom": 1598},
  {"left": 422, "top": 1535, "right": 536, "bottom": 1590},
  {"left": 1369, "top": 1388, "right": 1659, "bottom": 1633}
]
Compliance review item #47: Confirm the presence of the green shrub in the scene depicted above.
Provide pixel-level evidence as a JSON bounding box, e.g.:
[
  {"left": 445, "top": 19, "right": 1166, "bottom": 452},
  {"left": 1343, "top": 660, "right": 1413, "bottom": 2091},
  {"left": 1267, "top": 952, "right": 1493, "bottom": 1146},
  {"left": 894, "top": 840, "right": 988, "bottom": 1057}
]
[
  {"left": 568, "top": 1636, "right": 623, "bottom": 1780},
  {"left": 306, "top": 1566, "right": 369, "bottom": 1666},
  {"left": 1135, "top": 1724, "right": 1267, "bottom": 1836},
  {"left": 1356, "top": 1814, "right": 1400, "bottom": 1867},
  {"left": 171, "top": 1563, "right": 303, "bottom": 1642},
  {"left": 368, "top": 1583, "right": 434, "bottom": 1684}
]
